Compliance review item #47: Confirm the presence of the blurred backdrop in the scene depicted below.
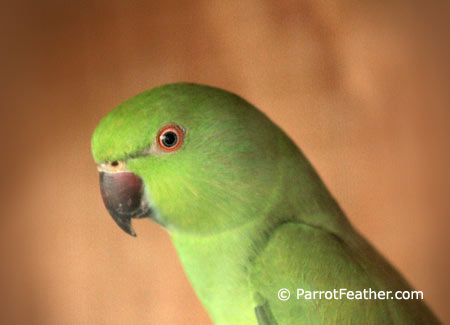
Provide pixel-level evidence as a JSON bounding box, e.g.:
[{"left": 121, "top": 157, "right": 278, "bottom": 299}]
[{"left": 0, "top": 0, "right": 449, "bottom": 324}]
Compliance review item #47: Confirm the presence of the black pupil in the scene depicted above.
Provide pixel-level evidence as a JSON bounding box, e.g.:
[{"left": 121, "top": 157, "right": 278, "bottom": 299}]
[{"left": 161, "top": 131, "right": 178, "bottom": 148}]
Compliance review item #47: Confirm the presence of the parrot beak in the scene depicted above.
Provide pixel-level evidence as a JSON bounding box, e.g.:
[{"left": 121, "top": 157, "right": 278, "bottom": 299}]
[{"left": 99, "top": 171, "right": 151, "bottom": 237}]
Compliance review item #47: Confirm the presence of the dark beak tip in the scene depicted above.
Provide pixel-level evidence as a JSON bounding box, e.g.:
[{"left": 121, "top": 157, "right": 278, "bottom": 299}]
[
  {"left": 116, "top": 221, "right": 137, "bottom": 237},
  {"left": 124, "top": 223, "right": 137, "bottom": 237},
  {"left": 125, "top": 229, "right": 137, "bottom": 237}
]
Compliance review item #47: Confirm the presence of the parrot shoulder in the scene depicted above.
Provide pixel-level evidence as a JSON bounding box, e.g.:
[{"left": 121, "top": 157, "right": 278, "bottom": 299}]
[{"left": 247, "top": 222, "right": 428, "bottom": 324}]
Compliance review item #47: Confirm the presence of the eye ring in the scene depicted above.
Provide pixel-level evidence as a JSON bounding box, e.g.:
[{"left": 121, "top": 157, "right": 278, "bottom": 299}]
[{"left": 157, "top": 124, "right": 184, "bottom": 152}]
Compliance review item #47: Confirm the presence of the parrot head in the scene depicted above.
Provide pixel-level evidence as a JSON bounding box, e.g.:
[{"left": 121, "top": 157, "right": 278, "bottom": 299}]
[{"left": 91, "top": 83, "right": 288, "bottom": 236}]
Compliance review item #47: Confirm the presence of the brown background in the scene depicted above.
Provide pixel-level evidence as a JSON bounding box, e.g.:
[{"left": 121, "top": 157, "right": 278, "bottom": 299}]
[{"left": 1, "top": 0, "right": 449, "bottom": 324}]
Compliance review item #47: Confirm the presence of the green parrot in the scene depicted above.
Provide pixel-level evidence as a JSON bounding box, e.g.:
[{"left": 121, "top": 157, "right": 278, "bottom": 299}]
[{"left": 91, "top": 83, "right": 439, "bottom": 324}]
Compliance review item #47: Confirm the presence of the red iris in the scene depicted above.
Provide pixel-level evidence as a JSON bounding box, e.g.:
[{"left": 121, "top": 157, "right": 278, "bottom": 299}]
[{"left": 157, "top": 124, "right": 184, "bottom": 152}]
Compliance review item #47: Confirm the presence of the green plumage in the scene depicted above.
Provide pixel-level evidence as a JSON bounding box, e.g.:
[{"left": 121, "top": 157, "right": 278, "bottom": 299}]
[{"left": 92, "top": 83, "right": 439, "bottom": 324}]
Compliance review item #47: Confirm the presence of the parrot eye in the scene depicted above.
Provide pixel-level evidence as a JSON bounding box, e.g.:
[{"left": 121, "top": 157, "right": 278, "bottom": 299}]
[{"left": 157, "top": 124, "right": 184, "bottom": 152}]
